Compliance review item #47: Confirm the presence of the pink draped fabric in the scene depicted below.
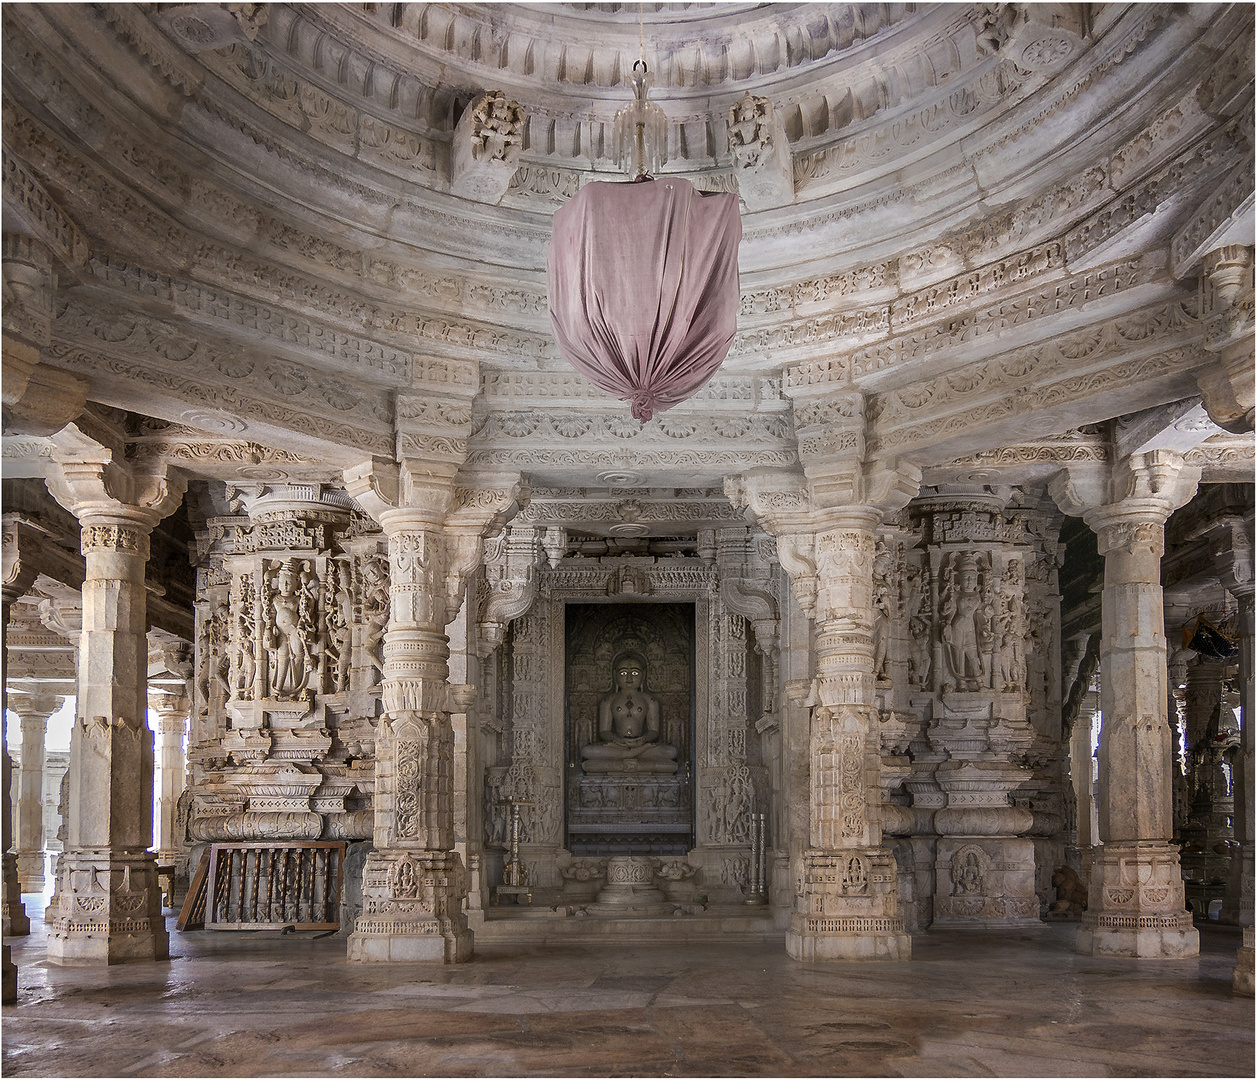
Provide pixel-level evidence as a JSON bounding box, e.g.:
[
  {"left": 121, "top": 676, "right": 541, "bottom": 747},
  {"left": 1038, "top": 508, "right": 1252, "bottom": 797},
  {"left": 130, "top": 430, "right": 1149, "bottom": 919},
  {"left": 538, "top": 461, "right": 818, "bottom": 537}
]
[{"left": 547, "top": 177, "right": 741, "bottom": 421}]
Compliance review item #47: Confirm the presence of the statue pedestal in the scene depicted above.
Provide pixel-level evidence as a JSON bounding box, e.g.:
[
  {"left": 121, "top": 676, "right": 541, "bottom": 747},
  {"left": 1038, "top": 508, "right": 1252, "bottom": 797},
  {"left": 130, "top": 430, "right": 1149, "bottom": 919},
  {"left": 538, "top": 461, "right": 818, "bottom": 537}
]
[
  {"left": 586, "top": 856, "right": 670, "bottom": 916},
  {"left": 567, "top": 772, "right": 692, "bottom": 856}
]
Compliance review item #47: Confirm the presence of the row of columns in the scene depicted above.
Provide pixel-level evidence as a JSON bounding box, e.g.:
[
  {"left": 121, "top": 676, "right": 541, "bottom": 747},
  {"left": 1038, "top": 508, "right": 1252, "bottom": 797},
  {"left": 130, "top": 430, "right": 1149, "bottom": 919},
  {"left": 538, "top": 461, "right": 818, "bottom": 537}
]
[
  {"left": 13, "top": 693, "right": 60, "bottom": 894},
  {"left": 7, "top": 695, "right": 187, "bottom": 891},
  {"left": 2, "top": 436, "right": 1251, "bottom": 992}
]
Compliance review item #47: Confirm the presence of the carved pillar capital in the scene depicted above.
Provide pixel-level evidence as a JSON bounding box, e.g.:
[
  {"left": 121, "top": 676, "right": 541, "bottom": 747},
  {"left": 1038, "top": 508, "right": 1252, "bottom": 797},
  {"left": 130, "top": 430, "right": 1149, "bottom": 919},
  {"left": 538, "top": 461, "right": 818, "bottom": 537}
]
[
  {"left": 11, "top": 690, "right": 63, "bottom": 724},
  {"left": 1051, "top": 449, "right": 1201, "bottom": 527},
  {"left": 151, "top": 692, "right": 190, "bottom": 735},
  {"left": 46, "top": 425, "right": 187, "bottom": 533}
]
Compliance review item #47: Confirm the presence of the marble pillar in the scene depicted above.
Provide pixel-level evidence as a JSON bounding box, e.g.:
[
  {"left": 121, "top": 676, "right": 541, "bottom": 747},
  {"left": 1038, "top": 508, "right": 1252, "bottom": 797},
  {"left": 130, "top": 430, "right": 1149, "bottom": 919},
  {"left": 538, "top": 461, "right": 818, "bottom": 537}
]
[
  {"left": 36, "top": 596, "right": 81, "bottom": 922},
  {"left": 1068, "top": 687, "right": 1099, "bottom": 886},
  {"left": 736, "top": 388, "right": 917, "bottom": 960},
  {"left": 343, "top": 466, "right": 473, "bottom": 963},
  {"left": 1217, "top": 522, "right": 1254, "bottom": 992},
  {"left": 1184, "top": 658, "right": 1227, "bottom": 807},
  {"left": 44, "top": 436, "right": 186, "bottom": 964},
  {"left": 151, "top": 695, "right": 188, "bottom": 870},
  {"left": 1055, "top": 450, "right": 1200, "bottom": 958},
  {"left": 14, "top": 694, "right": 61, "bottom": 893},
  {"left": 2, "top": 520, "right": 41, "bottom": 1002},
  {"left": 1167, "top": 652, "right": 1189, "bottom": 835},
  {"left": 786, "top": 508, "right": 911, "bottom": 960},
  {"left": 1, "top": 598, "right": 24, "bottom": 1003}
]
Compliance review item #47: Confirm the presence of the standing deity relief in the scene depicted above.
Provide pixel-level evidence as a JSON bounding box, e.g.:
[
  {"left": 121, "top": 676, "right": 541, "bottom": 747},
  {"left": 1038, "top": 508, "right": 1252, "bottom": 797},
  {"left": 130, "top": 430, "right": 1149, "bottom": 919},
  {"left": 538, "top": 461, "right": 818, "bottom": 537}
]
[
  {"left": 188, "top": 494, "right": 390, "bottom": 842},
  {"left": 265, "top": 557, "right": 320, "bottom": 702},
  {"left": 939, "top": 551, "right": 993, "bottom": 693}
]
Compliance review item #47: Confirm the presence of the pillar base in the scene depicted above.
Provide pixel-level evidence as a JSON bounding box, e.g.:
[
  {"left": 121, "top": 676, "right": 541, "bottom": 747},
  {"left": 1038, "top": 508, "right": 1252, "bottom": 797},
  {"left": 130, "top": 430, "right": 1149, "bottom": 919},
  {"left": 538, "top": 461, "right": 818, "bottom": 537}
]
[
  {"left": 347, "top": 850, "right": 472, "bottom": 964},
  {"left": 3, "top": 851, "right": 30, "bottom": 934},
  {"left": 933, "top": 837, "right": 1041, "bottom": 927},
  {"left": 45, "top": 852, "right": 169, "bottom": 966},
  {"left": 1234, "top": 925, "right": 1254, "bottom": 996},
  {"left": 16, "top": 851, "right": 45, "bottom": 895},
  {"left": 1076, "top": 841, "right": 1199, "bottom": 958},
  {"left": 785, "top": 848, "right": 911, "bottom": 962},
  {"left": 1220, "top": 844, "right": 1254, "bottom": 927},
  {"left": 786, "top": 915, "right": 912, "bottom": 961},
  {"left": 2, "top": 945, "right": 15, "bottom": 1005}
]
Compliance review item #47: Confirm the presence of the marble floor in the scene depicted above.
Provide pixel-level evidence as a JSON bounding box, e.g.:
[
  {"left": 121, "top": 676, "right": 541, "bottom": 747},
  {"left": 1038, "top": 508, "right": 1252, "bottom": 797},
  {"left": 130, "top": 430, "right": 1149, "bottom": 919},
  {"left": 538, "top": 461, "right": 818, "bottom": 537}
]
[{"left": 3, "top": 898, "right": 1253, "bottom": 1078}]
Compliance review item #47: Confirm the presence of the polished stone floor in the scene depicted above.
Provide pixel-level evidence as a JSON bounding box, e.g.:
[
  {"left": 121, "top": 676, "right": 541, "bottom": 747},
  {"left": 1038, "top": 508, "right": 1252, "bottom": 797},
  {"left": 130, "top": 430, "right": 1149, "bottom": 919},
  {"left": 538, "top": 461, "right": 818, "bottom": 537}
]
[{"left": 4, "top": 897, "right": 1253, "bottom": 1078}]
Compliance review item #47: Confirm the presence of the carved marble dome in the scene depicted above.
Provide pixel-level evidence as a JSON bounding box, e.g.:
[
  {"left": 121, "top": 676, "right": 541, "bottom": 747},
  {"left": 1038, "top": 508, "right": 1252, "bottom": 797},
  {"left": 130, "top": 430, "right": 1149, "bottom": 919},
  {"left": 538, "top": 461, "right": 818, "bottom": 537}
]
[{"left": 3, "top": 2, "right": 1253, "bottom": 500}]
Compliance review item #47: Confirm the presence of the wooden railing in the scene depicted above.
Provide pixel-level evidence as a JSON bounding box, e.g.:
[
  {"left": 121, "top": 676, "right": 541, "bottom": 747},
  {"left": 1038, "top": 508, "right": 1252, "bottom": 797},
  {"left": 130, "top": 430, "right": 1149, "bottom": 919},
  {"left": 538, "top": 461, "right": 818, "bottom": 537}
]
[{"left": 178, "top": 842, "right": 345, "bottom": 931}]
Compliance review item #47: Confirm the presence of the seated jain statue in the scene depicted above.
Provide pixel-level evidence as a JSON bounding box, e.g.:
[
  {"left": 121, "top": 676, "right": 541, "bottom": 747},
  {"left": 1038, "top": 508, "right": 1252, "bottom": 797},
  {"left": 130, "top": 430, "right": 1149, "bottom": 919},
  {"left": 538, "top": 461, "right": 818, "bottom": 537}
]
[{"left": 581, "top": 652, "right": 679, "bottom": 774}]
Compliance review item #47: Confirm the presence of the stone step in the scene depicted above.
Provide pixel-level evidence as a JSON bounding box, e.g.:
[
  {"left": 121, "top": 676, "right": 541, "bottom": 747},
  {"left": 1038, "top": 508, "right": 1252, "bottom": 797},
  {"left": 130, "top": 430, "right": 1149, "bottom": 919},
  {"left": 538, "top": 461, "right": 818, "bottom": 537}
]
[{"left": 471, "top": 904, "right": 783, "bottom": 945}]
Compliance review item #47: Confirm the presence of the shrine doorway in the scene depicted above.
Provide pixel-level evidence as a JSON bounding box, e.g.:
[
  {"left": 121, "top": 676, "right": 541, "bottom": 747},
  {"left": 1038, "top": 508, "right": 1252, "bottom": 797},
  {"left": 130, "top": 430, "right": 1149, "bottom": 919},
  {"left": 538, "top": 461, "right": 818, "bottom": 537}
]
[{"left": 564, "top": 603, "right": 695, "bottom": 855}]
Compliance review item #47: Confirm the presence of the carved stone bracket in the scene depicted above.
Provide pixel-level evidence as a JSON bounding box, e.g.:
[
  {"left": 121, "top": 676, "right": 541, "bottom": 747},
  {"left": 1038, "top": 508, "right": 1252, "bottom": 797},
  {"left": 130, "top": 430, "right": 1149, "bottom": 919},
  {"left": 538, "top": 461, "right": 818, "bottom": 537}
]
[
  {"left": 2, "top": 241, "right": 87, "bottom": 437},
  {"left": 477, "top": 524, "right": 541, "bottom": 656},
  {"left": 728, "top": 92, "right": 794, "bottom": 211},
  {"left": 1196, "top": 245, "right": 1255, "bottom": 433},
  {"left": 452, "top": 90, "right": 524, "bottom": 205}
]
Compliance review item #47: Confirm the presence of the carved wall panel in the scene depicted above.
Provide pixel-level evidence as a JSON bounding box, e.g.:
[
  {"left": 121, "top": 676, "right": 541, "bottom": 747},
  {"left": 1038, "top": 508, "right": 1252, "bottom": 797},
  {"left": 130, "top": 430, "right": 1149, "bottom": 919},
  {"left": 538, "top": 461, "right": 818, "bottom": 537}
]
[
  {"left": 188, "top": 488, "right": 382, "bottom": 844},
  {"left": 889, "top": 491, "right": 1066, "bottom": 924}
]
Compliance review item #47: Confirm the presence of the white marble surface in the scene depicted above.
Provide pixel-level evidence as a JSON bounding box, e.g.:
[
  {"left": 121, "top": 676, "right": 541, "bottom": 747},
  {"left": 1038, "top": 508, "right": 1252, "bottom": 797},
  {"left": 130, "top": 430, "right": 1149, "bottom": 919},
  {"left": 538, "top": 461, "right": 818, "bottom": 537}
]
[{"left": 4, "top": 904, "right": 1252, "bottom": 1077}]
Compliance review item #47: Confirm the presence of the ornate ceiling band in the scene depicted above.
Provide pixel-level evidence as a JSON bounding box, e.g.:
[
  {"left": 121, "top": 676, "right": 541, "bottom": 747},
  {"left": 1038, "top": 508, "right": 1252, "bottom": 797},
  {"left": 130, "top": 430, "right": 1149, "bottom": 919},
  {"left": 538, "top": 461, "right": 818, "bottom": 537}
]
[
  {"left": 869, "top": 299, "right": 1204, "bottom": 429},
  {"left": 1, "top": 152, "right": 89, "bottom": 270},
  {"left": 872, "top": 347, "right": 1204, "bottom": 457},
  {"left": 45, "top": 341, "right": 393, "bottom": 460}
]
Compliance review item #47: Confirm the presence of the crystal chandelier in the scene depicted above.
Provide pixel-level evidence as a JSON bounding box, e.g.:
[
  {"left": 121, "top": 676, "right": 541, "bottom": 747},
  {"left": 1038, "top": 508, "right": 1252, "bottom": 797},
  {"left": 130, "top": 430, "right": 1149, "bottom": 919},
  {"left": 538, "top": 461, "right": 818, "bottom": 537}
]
[{"left": 612, "top": 60, "right": 668, "bottom": 179}]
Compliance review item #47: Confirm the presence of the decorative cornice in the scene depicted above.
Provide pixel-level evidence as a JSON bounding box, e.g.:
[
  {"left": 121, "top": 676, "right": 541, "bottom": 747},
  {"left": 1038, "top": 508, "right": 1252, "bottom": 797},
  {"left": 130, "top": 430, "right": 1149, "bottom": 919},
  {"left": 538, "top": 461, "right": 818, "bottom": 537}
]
[
  {"left": 869, "top": 297, "right": 1201, "bottom": 433},
  {"left": 873, "top": 346, "right": 1202, "bottom": 456},
  {"left": 49, "top": 298, "right": 394, "bottom": 457},
  {"left": 1, "top": 151, "right": 89, "bottom": 270}
]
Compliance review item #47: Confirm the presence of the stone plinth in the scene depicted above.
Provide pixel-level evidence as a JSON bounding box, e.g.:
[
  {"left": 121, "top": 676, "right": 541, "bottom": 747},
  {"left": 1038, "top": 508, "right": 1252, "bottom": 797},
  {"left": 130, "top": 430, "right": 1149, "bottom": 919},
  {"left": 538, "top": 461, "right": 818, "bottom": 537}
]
[
  {"left": 933, "top": 837, "right": 1040, "bottom": 926},
  {"left": 586, "top": 856, "right": 670, "bottom": 916},
  {"left": 348, "top": 850, "right": 472, "bottom": 963},
  {"left": 787, "top": 848, "right": 911, "bottom": 961},
  {"left": 44, "top": 851, "right": 168, "bottom": 965},
  {"left": 1076, "top": 841, "right": 1198, "bottom": 958}
]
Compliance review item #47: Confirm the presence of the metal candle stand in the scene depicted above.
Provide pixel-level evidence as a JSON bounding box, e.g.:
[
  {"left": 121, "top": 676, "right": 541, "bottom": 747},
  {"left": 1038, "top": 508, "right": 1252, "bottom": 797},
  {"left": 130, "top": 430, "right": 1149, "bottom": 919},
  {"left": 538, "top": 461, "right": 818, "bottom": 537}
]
[
  {"left": 495, "top": 799, "right": 532, "bottom": 905},
  {"left": 502, "top": 800, "right": 527, "bottom": 886},
  {"left": 743, "top": 811, "right": 768, "bottom": 905}
]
